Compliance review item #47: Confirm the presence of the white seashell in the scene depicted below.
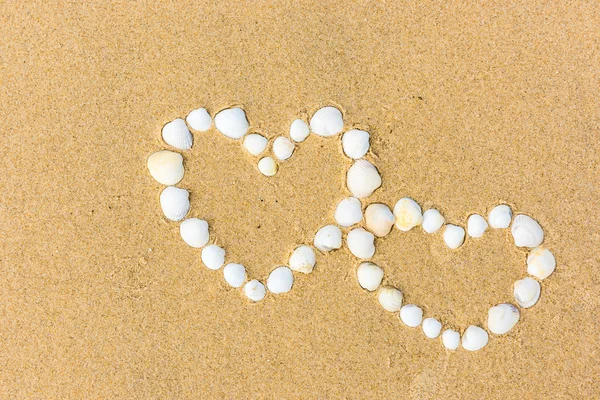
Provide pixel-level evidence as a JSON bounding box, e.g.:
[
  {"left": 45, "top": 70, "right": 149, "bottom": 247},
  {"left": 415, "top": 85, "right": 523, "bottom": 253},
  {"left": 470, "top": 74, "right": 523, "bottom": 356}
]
[
  {"left": 289, "top": 245, "right": 316, "bottom": 274},
  {"left": 214, "top": 107, "right": 249, "bottom": 139},
  {"left": 442, "top": 329, "right": 460, "bottom": 350},
  {"left": 527, "top": 247, "right": 556, "bottom": 280},
  {"left": 346, "top": 160, "right": 382, "bottom": 198},
  {"left": 223, "top": 263, "right": 246, "bottom": 288},
  {"left": 186, "top": 107, "right": 212, "bottom": 131},
  {"left": 244, "top": 280, "right": 266, "bottom": 302},
  {"left": 393, "top": 198, "right": 423, "bottom": 231},
  {"left": 201, "top": 244, "right": 225, "bottom": 270},
  {"left": 422, "top": 318, "right": 442, "bottom": 339},
  {"left": 461, "top": 325, "right": 489, "bottom": 351},
  {"left": 467, "top": 214, "right": 488, "bottom": 238},
  {"left": 488, "top": 205, "right": 512, "bottom": 229},
  {"left": 267, "top": 266, "right": 294, "bottom": 294},
  {"left": 364, "top": 203, "right": 395, "bottom": 237},
  {"left": 179, "top": 218, "right": 209, "bottom": 248},
  {"left": 147, "top": 150, "right": 184, "bottom": 185},
  {"left": 162, "top": 118, "right": 193, "bottom": 150},
  {"left": 289, "top": 119, "right": 310, "bottom": 142},
  {"left": 400, "top": 304, "right": 423, "bottom": 327},
  {"left": 514, "top": 277, "right": 541, "bottom": 308},
  {"left": 243, "top": 134, "right": 268, "bottom": 156},
  {"left": 309, "top": 106, "right": 344, "bottom": 137},
  {"left": 487, "top": 303, "right": 520, "bottom": 335},
  {"left": 257, "top": 157, "right": 277, "bottom": 176},
  {"left": 314, "top": 225, "right": 342, "bottom": 252},
  {"left": 422, "top": 209, "right": 445, "bottom": 234},
  {"left": 159, "top": 186, "right": 190, "bottom": 221},
  {"left": 378, "top": 286, "right": 403, "bottom": 312},
  {"left": 347, "top": 228, "right": 375, "bottom": 259},
  {"left": 334, "top": 197, "right": 363, "bottom": 227},
  {"left": 356, "top": 262, "right": 384, "bottom": 291},
  {"left": 511, "top": 214, "right": 544, "bottom": 248},
  {"left": 443, "top": 224, "right": 466, "bottom": 249},
  {"left": 272, "top": 137, "right": 295, "bottom": 160},
  {"left": 341, "top": 129, "right": 370, "bottom": 159}
]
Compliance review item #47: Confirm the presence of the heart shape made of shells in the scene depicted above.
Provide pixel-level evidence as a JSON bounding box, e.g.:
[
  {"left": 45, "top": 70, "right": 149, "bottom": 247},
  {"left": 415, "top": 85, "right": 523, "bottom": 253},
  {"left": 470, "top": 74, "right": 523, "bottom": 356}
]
[{"left": 147, "top": 105, "right": 557, "bottom": 352}]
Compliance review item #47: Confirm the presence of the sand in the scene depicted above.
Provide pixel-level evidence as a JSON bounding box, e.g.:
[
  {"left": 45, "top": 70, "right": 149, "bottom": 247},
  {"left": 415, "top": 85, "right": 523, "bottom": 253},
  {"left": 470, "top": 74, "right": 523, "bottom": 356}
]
[{"left": 1, "top": 1, "right": 599, "bottom": 398}]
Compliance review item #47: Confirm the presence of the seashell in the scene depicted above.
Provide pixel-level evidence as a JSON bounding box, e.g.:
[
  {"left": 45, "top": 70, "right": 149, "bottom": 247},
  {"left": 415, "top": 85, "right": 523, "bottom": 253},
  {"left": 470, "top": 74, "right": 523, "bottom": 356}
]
[
  {"left": 378, "top": 286, "right": 403, "bottom": 312},
  {"left": 467, "top": 214, "right": 488, "bottom": 238},
  {"left": 514, "top": 277, "right": 541, "bottom": 308},
  {"left": 258, "top": 156, "right": 278, "bottom": 176},
  {"left": 289, "top": 245, "right": 316, "bottom": 274},
  {"left": 443, "top": 224, "right": 466, "bottom": 249},
  {"left": 272, "top": 136, "right": 295, "bottom": 160},
  {"left": 461, "top": 325, "right": 489, "bottom": 351},
  {"left": 147, "top": 150, "right": 184, "bottom": 185},
  {"left": 214, "top": 107, "right": 249, "bottom": 139},
  {"left": 488, "top": 204, "right": 512, "bottom": 229},
  {"left": 244, "top": 279, "right": 266, "bottom": 302},
  {"left": 347, "top": 228, "right": 375, "bottom": 259},
  {"left": 223, "top": 263, "right": 246, "bottom": 288},
  {"left": 186, "top": 107, "right": 212, "bottom": 131},
  {"left": 422, "top": 318, "right": 442, "bottom": 339},
  {"left": 289, "top": 119, "right": 310, "bottom": 142},
  {"left": 422, "top": 209, "right": 445, "bottom": 234},
  {"left": 162, "top": 118, "right": 193, "bottom": 150},
  {"left": 356, "top": 262, "right": 384, "bottom": 291},
  {"left": 400, "top": 304, "right": 423, "bottom": 327},
  {"left": 159, "top": 186, "right": 190, "bottom": 221},
  {"left": 364, "top": 203, "right": 395, "bottom": 237},
  {"left": 334, "top": 197, "right": 363, "bottom": 227},
  {"left": 267, "top": 266, "right": 294, "bottom": 294},
  {"left": 393, "top": 198, "right": 423, "bottom": 231},
  {"left": 346, "top": 160, "right": 382, "bottom": 198},
  {"left": 314, "top": 225, "right": 343, "bottom": 252},
  {"left": 243, "top": 134, "right": 268, "bottom": 156},
  {"left": 179, "top": 218, "right": 209, "bottom": 248},
  {"left": 487, "top": 303, "right": 520, "bottom": 335},
  {"left": 511, "top": 214, "right": 544, "bottom": 248},
  {"left": 309, "top": 106, "right": 344, "bottom": 137},
  {"left": 527, "top": 247, "right": 556, "bottom": 280},
  {"left": 442, "top": 329, "right": 460, "bottom": 350},
  {"left": 201, "top": 244, "right": 225, "bottom": 270},
  {"left": 341, "top": 129, "right": 370, "bottom": 159}
]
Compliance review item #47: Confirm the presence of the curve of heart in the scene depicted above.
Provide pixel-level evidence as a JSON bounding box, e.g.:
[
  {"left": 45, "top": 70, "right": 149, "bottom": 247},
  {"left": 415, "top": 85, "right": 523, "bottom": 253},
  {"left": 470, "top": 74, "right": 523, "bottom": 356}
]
[{"left": 147, "top": 105, "right": 557, "bottom": 352}]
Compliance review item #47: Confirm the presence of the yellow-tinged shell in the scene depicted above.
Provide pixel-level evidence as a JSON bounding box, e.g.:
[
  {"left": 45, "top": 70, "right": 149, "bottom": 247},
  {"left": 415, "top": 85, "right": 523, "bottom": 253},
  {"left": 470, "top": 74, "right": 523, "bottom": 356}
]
[
  {"left": 393, "top": 198, "right": 423, "bottom": 231},
  {"left": 147, "top": 150, "right": 184, "bottom": 185}
]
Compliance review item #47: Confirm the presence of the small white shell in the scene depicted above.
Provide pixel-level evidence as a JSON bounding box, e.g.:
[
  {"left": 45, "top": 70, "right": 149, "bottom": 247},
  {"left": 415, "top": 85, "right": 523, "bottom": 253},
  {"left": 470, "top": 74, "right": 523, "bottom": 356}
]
[
  {"left": 378, "top": 286, "right": 403, "bottom": 312},
  {"left": 290, "top": 119, "right": 310, "bottom": 142},
  {"left": 309, "top": 106, "right": 344, "bottom": 137},
  {"left": 147, "top": 150, "right": 184, "bottom": 185},
  {"left": 364, "top": 203, "right": 395, "bottom": 237},
  {"left": 186, "top": 108, "right": 212, "bottom": 131},
  {"left": 488, "top": 205, "right": 512, "bottom": 229},
  {"left": 347, "top": 228, "right": 375, "bottom": 259},
  {"left": 356, "top": 262, "right": 384, "bottom": 291},
  {"left": 243, "top": 134, "right": 268, "bottom": 156},
  {"left": 467, "top": 214, "right": 488, "bottom": 238},
  {"left": 289, "top": 245, "right": 316, "bottom": 274},
  {"left": 443, "top": 224, "right": 466, "bottom": 249},
  {"left": 422, "top": 209, "right": 445, "bottom": 234},
  {"left": 162, "top": 118, "right": 193, "bottom": 150},
  {"left": 267, "top": 266, "right": 294, "bottom": 294},
  {"left": 341, "top": 129, "right": 370, "bottom": 159},
  {"left": 314, "top": 225, "right": 342, "bottom": 252},
  {"left": 487, "top": 303, "right": 520, "bottom": 335},
  {"left": 514, "top": 277, "right": 541, "bottom": 308},
  {"left": 223, "top": 263, "right": 246, "bottom": 288},
  {"left": 346, "top": 160, "right": 382, "bottom": 198},
  {"left": 201, "top": 244, "right": 225, "bottom": 270},
  {"left": 422, "top": 318, "right": 442, "bottom": 339},
  {"left": 179, "top": 218, "right": 209, "bottom": 248},
  {"left": 527, "top": 247, "right": 556, "bottom": 280},
  {"left": 400, "top": 304, "right": 423, "bottom": 327},
  {"left": 511, "top": 214, "right": 544, "bottom": 248},
  {"left": 393, "top": 198, "right": 423, "bottom": 231},
  {"left": 244, "top": 279, "right": 266, "bottom": 302},
  {"left": 159, "top": 186, "right": 190, "bottom": 221},
  {"left": 258, "top": 157, "right": 278, "bottom": 176},
  {"left": 461, "top": 325, "right": 489, "bottom": 351},
  {"left": 214, "top": 107, "right": 249, "bottom": 139},
  {"left": 442, "top": 329, "right": 460, "bottom": 350},
  {"left": 334, "top": 197, "right": 363, "bottom": 227},
  {"left": 272, "top": 137, "right": 295, "bottom": 160}
]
